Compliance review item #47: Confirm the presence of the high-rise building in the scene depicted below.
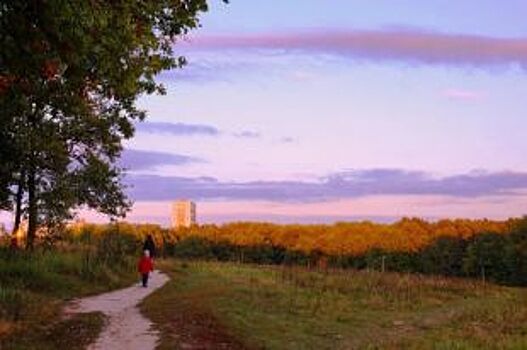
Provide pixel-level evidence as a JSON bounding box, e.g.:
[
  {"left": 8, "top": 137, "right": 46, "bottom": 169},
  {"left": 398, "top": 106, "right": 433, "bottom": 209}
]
[{"left": 171, "top": 200, "right": 196, "bottom": 228}]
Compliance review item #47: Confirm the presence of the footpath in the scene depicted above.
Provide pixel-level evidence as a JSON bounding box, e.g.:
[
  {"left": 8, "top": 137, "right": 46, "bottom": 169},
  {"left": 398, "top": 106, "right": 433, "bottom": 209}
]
[{"left": 65, "top": 270, "right": 169, "bottom": 350}]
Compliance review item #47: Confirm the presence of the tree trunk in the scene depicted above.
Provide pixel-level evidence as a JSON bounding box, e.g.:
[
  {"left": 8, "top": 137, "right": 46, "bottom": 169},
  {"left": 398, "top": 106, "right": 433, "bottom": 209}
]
[
  {"left": 26, "top": 167, "right": 37, "bottom": 250},
  {"left": 11, "top": 170, "right": 25, "bottom": 236},
  {"left": 26, "top": 108, "right": 38, "bottom": 250}
]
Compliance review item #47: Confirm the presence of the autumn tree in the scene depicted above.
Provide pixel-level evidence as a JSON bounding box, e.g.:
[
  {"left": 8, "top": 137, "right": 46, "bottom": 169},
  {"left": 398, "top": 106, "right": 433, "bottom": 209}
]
[{"left": 0, "top": 0, "right": 222, "bottom": 248}]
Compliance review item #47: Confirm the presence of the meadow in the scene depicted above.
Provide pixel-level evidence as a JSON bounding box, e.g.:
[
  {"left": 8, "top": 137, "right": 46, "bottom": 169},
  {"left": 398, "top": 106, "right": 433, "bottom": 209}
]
[{"left": 142, "top": 260, "right": 527, "bottom": 350}]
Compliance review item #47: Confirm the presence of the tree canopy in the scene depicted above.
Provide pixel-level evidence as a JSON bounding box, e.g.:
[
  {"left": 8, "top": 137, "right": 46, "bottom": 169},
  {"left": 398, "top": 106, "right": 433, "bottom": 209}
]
[{"left": 0, "top": 0, "right": 218, "bottom": 247}]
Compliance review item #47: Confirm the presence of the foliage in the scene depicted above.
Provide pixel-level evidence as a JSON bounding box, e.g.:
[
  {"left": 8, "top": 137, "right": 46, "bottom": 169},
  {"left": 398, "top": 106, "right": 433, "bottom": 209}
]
[
  {"left": 167, "top": 217, "right": 527, "bottom": 286},
  {"left": 419, "top": 236, "right": 467, "bottom": 276},
  {"left": 172, "top": 217, "right": 511, "bottom": 255},
  {"left": 462, "top": 232, "right": 515, "bottom": 283},
  {"left": 0, "top": 130, "right": 15, "bottom": 210}
]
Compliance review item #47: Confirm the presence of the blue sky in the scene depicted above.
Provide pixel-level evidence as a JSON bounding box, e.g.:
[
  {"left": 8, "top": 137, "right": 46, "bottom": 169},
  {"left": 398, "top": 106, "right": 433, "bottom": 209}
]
[{"left": 199, "top": 1, "right": 527, "bottom": 37}]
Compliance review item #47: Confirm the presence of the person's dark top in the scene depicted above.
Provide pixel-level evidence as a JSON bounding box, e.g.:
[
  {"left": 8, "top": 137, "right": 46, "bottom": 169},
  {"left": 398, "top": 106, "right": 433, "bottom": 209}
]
[{"left": 143, "top": 235, "right": 156, "bottom": 258}]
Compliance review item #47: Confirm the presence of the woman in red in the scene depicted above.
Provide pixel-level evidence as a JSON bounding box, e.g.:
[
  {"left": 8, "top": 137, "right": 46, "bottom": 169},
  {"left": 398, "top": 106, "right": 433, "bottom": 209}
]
[{"left": 138, "top": 249, "right": 154, "bottom": 287}]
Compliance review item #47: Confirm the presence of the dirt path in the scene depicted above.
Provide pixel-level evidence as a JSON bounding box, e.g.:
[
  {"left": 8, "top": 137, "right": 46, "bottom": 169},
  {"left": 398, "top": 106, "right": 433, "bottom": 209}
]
[{"left": 65, "top": 270, "right": 169, "bottom": 350}]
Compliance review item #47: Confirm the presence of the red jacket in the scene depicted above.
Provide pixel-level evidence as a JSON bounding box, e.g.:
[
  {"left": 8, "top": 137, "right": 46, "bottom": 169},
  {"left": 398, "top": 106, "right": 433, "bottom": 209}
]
[{"left": 138, "top": 256, "right": 154, "bottom": 274}]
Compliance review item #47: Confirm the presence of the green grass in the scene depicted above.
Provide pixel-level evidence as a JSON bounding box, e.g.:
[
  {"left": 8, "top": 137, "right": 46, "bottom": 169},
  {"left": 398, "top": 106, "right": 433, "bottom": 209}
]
[
  {"left": 0, "top": 245, "right": 138, "bottom": 349},
  {"left": 142, "top": 260, "right": 527, "bottom": 350}
]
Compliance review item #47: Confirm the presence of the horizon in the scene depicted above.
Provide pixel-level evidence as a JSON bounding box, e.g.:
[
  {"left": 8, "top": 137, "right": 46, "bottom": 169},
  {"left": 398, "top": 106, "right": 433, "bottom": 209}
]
[
  {"left": 2, "top": 1, "right": 527, "bottom": 227},
  {"left": 3, "top": 203, "right": 525, "bottom": 232}
]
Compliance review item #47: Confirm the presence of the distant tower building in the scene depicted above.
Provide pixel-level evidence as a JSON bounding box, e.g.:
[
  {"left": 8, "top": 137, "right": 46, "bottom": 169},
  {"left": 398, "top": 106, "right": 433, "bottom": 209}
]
[{"left": 172, "top": 200, "right": 196, "bottom": 228}]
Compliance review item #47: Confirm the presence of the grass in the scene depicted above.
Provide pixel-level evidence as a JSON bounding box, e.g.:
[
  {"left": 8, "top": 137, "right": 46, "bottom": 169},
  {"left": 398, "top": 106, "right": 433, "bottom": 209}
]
[
  {"left": 142, "top": 260, "right": 527, "bottom": 350},
  {"left": 1, "top": 312, "right": 105, "bottom": 350},
  {"left": 140, "top": 260, "right": 247, "bottom": 350},
  {"left": 0, "top": 244, "right": 139, "bottom": 349}
]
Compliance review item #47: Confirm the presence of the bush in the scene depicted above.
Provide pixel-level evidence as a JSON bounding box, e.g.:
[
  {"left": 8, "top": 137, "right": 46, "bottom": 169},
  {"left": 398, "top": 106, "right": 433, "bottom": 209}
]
[{"left": 463, "top": 233, "right": 515, "bottom": 283}]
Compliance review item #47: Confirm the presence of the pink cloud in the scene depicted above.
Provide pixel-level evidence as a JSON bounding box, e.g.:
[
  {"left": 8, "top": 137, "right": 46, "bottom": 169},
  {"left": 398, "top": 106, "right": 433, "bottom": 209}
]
[
  {"left": 185, "top": 30, "right": 527, "bottom": 69},
  {"left": 442, "top": 88, "right": 485, "bottom": 101}
]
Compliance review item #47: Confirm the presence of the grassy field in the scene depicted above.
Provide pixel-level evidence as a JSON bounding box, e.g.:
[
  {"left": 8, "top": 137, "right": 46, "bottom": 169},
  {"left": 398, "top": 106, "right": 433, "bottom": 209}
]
[
  {"left": 0, "top": 245, "right": 138, "bottom": 349},
  {"left": 142, "top": 260, "right": 527, "bottom": 350}
]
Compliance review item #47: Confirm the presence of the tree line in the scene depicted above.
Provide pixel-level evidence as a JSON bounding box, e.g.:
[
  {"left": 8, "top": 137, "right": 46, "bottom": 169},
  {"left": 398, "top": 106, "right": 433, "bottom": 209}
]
[
  {"left": 64, "top": 217, "right": 527, "bottom": 286},
  {"left": 167, "top": 217, "right": 527, "bottom": 286},
  {"left": 171, "top": 217, "right": 510, "bottom": 255}
]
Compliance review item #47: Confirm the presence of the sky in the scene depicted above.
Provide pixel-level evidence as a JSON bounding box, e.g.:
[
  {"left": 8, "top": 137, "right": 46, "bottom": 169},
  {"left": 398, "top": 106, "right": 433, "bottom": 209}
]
[{"left": 3, "top": 0, "right": 527, "bottom": 228}]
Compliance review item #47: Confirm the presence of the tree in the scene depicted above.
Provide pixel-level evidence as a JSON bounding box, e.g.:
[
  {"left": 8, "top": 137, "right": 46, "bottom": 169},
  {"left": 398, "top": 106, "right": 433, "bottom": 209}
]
[
  {"left": 509, "top": 217, "right": 527, "bottom": 285},
  {"left": 0, "top": 120, "right": 13, "bottom": 209},
  {"left": 1, "top": 0, "right": 221, "bottom": 248},
  {"left": 419, "top": 236, "right": 467, "bottom": 276},
  {"left": 463, "top": 232, "right": 514, "bottom": 283}
]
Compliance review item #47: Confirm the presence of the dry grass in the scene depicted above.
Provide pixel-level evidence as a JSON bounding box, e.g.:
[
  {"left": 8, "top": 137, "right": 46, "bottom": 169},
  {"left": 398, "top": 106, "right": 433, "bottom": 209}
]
[{"left": 0, "top": 312, "right": 106, "bottom": 350}]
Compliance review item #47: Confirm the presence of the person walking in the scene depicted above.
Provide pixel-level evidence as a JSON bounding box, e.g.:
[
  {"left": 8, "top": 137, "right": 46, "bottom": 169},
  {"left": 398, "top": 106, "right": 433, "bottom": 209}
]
[
  {"left": 137, "top": 250, "right": 154, "bottom": 287},
  {"left": 143, "top": 234, "right": 156, "bottom": 259}
]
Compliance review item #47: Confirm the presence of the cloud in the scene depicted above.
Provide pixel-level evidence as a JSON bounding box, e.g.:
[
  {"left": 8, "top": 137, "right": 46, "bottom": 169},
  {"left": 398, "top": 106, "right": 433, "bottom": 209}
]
[
  {"left": 158, "top": 52, "right": 273, "bottom": 82},
  {"left": 136, "top": 122, "right": 265, "bottom": 140},
  {"left": 233, "top": 130, "right": 261, "bottom": 139},
  {"left": 442, "top": 89, "right": 484, "bottom": 101},
  {"left": 136, "top": 121, "right": 220, "bottom": 136},
  {"left": 279, "top": 137, "right": 295, "bottom": 143},
  {"left": 119, "top": 149, "right": 203, "bottom": 171},
  {"left": 125, "top": 169, "right": 527, "bottom": 202},
  {"left": 290, "top": 70, "right": 317, "bottom": 81},
  {"left": 184, "top": 30, "right": 527, "bottom": 69}
]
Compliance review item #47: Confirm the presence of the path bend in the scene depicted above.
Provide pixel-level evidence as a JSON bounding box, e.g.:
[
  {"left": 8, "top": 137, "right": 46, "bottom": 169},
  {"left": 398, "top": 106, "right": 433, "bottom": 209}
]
[{"left": 65, "top": 270, "right": 169, "bottom": 350}]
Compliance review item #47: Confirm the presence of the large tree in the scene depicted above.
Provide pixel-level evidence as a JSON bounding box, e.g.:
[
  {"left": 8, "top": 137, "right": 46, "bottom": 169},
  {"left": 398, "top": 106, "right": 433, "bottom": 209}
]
[{"left": 0, "top": 0, "right": 218, "bottom": 248}]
